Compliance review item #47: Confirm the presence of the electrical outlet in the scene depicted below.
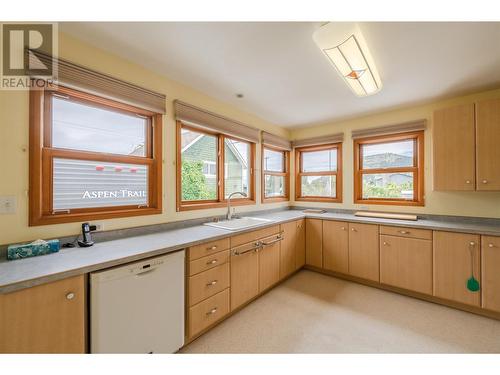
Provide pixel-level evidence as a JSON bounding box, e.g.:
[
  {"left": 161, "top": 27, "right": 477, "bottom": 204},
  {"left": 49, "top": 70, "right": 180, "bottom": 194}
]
[
  {"left": 0, "top": 195, "right": 17, "bottom": 214},
  {"left": 92, "top": 222, "right": 104, "bottom": 231}
]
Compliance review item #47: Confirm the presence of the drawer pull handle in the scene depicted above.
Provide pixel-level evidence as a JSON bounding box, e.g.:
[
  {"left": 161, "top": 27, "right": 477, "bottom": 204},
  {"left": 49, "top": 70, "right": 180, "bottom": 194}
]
[
  {"left": 207, "top": 245, "right": 218, "bottom": 250},
  {"left": 233, "top": 242, "right": 262, "bottom": 256},
  {"left": 351, "top": 228, "right": 356, "bottom": 232},
  {"left": 341, "top": 227, "right": 346, "bottom": 230},
  {"left": 207, "top": 259, "right": 218, "bottom": 265},
  {"left": 206, "top": 307, "right": 218, "bottom": 316},
  {"left": 66, "top": 292, "right": 75, "bottom": 300},
  {"left": 262, "top": 235, "right": 283, "bottom": 246},
  {"left": 465, "top": 180, "right": 471, "bottom": 184},
  {"left": 398, "top": 230, "right": 410, "bottom": 234},
  {"left": 482, "top": 180, "right": 488, "bottom": 184},
  {"left": 206, "top": 280, "right": 218, "bottom": 286},
  {"left": 488, "top": 243, "right": 495, "bottom": 248},
  {"left": 470, "top": 241, "right": 476, "bottom": 246},
  {"left": 383, "top": 241, "right": 388, "bottom": 246}
]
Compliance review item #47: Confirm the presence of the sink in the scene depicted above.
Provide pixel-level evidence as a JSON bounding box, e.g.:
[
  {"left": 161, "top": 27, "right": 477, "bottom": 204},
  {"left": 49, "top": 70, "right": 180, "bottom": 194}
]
[{"left": 204, "top": 217, "right": 274, "bottom": 231}]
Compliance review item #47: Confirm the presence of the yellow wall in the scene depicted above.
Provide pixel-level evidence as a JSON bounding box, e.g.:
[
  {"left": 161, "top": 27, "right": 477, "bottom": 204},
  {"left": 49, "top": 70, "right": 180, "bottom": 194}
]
[
  {"left": 290, "top": 88, "right": 500, "bottom": 218},
  {"left": 2, "top": 30, "right": 500, "bottom": 246},
  {"left": 0, "top": 32, "right": 290, "bottom": 245}
]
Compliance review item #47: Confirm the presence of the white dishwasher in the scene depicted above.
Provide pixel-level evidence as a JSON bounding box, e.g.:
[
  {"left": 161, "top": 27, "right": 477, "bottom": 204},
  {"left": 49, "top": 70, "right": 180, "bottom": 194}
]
[{"left": 90, "top": 250, "right": 185, "bottom": 353}]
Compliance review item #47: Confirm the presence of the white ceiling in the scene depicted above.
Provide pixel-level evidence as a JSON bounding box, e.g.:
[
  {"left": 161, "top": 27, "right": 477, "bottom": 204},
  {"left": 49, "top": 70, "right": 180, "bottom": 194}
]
[{"left": 60, "top": 22, "right": 500, "bottom": 128}]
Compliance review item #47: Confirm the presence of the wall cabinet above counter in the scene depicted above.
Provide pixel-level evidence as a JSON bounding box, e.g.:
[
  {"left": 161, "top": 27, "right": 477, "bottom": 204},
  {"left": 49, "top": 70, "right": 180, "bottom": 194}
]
[{"left": 433, "top": 98, "right": 500, "bottom": 191}]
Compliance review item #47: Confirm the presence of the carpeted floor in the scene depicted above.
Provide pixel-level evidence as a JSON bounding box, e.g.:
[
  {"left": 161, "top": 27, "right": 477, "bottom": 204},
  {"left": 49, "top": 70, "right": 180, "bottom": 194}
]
[{"left": 181, "top": 270, "right": 500, "bottom": 353}]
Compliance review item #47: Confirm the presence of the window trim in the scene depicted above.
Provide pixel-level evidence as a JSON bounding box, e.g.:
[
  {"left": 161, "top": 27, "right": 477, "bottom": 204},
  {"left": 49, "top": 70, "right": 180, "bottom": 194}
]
[
  {"left": 29, "top": 85, "right": 163, "bottom": 226},
  {"left": 261, "top": 145, "right": 290, "bottom": 203},
  {"left": 295, "top": 143, "right": 343, "bottom": 203},
  {"left": 176, "top": 121, "right": 255, "bottom": 211},
  {"left": 353, "top": 131, "right": 424, "bottom": 206}
]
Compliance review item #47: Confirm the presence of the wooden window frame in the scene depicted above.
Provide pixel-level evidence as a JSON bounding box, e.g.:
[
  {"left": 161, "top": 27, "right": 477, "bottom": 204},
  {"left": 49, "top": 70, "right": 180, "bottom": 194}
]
[
  {"left": 176, "top": 121, "right": 255, "bottom": 211},
  {"left": 261, "top": 145, "right": 290, "bottom": 203},
  {"left": 353, "top": 131, "right": 424, "bottom": 206},
  {"left": 295, "top": 143, "right": 343, "bottom": 203},
  {"left": 29, "top": 85, "right": 163, "bottom": 226}
]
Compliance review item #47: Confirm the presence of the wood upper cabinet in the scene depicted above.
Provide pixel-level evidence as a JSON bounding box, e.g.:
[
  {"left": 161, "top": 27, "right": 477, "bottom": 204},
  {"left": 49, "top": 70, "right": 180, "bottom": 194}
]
[
  {"left": 380, "top": 235, "right": 432, "bottom": 295},
  {"left": 230, "top": 242, "right": 259, "bottom": 311},
  {"left": 481, "top": 235, "right": 500, "bottom": 312},
  {"left": 305, "top": 218, "right": 323, "bottom": 268},
  {"left": 280, "top": 221, "right": 297, "bottom": 278},
  {"left": 0, "top": 275, "right": 85, "bottom": 353},
  {"left": 323, "top": 220, "right": 349, "bottom": 274},
  {"left": 433, "top": 103, "right": 476, "bottom": 190},
  {"left": 348, "top": 223, "right": 380, "bottom": 282},
  {"left": 259, "top": 234, "right": 281, "bottom": 292},
  {"left": 476, "top": 98, "right": 500, "bottom": 190},
  {"left": 433, "top": 231, "right": 481, "bottom": 306},
  {"left": 295, "top": 219, "right": 306, "bottom": 269}
]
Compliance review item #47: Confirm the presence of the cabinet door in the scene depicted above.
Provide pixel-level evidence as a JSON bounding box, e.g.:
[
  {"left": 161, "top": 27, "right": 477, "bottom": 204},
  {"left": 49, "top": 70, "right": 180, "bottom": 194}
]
[
  {"left": 380, "top": 235, "right": 432, "bottom": 294},
  {"left": 280, "top": 221, "right": 297, "bottom": 278},
  {"left": 476, "top": 99, "right": 500, "bottom": 190},
  {"left": 0, "top": 275, "right": 85, "bottom": 353},
  {"left": 433, "top": 231, "right": 480, "bottom": 306},
  {"left": 323, "top": 220, "right": 349, "bottom": 274},
  {"left": 306, "top": 219, "right": 323, "bottom": 268},
  {"left": 433, "top": 103, "right": 476, "bottom": 190},
  {"left": 348, "top": 223, "right": 379, "bottom": 282},
  {"left": 259, "top": 235, "right": 281, "bottom": 292},
  {"left": 295, "top": 219, "right": 306, "bottom": 269},
  {"left": 230, "top": 246, "right": 259, "bottom": 311},
  {"left": 481, "top": 235, "right": 500, "bottom": 312}
]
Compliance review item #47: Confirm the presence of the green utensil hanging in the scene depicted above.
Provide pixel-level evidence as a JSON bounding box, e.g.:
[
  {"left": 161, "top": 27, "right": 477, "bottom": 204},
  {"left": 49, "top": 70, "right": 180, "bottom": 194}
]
[{"left": 467, "top": 241, "right": 480, "bottom": 292}]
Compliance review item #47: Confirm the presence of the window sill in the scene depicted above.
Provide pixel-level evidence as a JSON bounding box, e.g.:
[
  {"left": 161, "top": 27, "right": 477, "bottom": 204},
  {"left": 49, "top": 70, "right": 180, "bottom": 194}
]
[
  {"left": 29, "top": 207, "right": 162, "bottom": 226},
  {"left": 177, "top": 199, "right": 256, "bottom": 212},
  {"left": 354, "top": 198, "right": 424, "bottom": 207},
  {"left": 262, "top": 196, "right": 289, "bottom": 204},
  {"left": 295, "top": 197, "right": 343, "bottom": 203}
]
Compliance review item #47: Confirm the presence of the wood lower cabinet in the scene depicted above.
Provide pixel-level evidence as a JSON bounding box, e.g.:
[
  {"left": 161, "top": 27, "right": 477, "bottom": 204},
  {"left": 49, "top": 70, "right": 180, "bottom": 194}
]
[
  {"left": 259, "top": 234, "right": 281, "bottom": 292},
  {"left": 348, "top": 223, "right": 380, "bottom": 282},
  {"left": 280, "top": 221, "right": 297, "bottom": 278},
  {"left": 188, "top": 289, "right": 230, "bottom": 339},
  {"left": 481, "top": 235, "right": 500, "bottom": 312},
  {"left": 476, "top": 98, "right": 500, "bottom": 190},
  {"left": 230, "top": 242, "right": 259, "bottom": 311},
  {"left": 295, "top": 219, "right": 306, "bottom": 269},
  {"left": 323, "top": 220, "right": 349, "bottom": 274},
  {"left": 0, "top": 275, "right": 85, "bottom": 353},
  {"left": 380, "top": 234, "right": 432, "bottom": 294},
  {"left": 306, "top": 218, "right": 323, "bottom": 268},
  {"left": 433, "top": 231, "right": 481, "bottom": 306},
  {"left": 433, "top": 103, "right": 476, "bottom": 191}
]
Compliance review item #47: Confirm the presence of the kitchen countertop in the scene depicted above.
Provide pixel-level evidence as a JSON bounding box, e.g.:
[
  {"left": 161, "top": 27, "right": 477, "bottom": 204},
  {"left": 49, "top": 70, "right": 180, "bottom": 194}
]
[{"left": 1, "top": 209, "right": 499, "bottom": 294}]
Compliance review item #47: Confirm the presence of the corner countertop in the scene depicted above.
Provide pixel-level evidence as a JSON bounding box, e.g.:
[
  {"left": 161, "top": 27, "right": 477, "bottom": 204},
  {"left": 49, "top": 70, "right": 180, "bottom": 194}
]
[{"left": 1, "top": 209, "right": 499, "bottom": 294}]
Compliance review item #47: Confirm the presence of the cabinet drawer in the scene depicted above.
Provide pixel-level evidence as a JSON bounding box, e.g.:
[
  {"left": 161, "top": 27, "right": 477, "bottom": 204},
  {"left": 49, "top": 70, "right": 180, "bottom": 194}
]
[
  {"left": 380, "top": 225, "right": 432, "bottom": 240},
  {"left": 188, "top": 263, "right": 230, "bottom": 306},
  {"left": 188, "top": 238, "right": 230, "bottom": 261},
  {"left": 188, "top": 250, "right": 230, "bottom": 276},
  {"left": 230, "top": 225, "right": 280, "bottom": 248},
  {"left": 188, "top": 288, "right": 230, "bottom": 339}
]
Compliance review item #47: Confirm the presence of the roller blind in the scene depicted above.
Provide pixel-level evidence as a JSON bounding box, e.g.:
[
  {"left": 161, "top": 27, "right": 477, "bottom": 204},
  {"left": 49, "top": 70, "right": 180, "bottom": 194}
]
[
  {"left": 174, "top": 100, "right": 260, "bottom": 143},
  {"left": 262, "top": 131, "right": 292, "bottom": 151},
  {"left": 351, "top": 119, "right": 427, "bottom": 140},
  {"left": 292, "top": 133, "right": 344, "bottom": 148},
  {"left": 30, "top": 50, "right": 166, "bottom": 114}
]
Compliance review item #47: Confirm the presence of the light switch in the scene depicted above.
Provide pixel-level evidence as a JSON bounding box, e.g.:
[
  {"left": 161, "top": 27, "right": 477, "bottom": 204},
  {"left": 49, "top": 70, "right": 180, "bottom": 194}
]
[{"left": 0, "top": 195, "right": 17, "bottom": 214}]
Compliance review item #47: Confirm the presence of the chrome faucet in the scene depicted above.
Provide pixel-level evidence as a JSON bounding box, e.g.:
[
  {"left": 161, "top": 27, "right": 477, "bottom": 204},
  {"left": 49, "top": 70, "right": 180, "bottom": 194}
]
[{"left": 226, "top": 191, "right": 247, "bottom": 220}]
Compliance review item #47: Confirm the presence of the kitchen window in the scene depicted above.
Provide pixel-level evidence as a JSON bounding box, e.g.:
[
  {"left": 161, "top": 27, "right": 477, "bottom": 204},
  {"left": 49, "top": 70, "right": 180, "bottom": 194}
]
[
  {"left": 262, "top": 146, "right": 290, "bottom": 202},
  {"left": 295, "top": 143, "right": 342, "bottom": 202},
  {"left": 29, "top": 85, "right": 163, "bottom": 225},
  {"left": 177, "top": 122, "right": 255, "bottom": 211},
  {"left": 353, "top": 131, "right": 424, "bottom": 206}
]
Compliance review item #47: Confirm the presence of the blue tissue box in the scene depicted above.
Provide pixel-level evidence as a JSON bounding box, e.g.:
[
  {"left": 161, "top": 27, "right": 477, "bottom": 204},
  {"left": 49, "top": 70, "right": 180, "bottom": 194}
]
[{"left": 7, "top": 239, "right": 60, "bottom": 260}]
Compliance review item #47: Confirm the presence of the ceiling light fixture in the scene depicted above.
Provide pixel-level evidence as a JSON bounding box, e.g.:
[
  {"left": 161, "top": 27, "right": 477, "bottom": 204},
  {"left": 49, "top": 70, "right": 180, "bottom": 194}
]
[{"left": 313, "top": 23, "right": 382, "bottom": 97}]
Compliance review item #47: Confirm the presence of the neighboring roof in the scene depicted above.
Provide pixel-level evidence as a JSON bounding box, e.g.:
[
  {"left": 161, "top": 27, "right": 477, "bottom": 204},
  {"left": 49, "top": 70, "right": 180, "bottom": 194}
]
[{"left": 182, "top": 134, "right": 248, "bottom": 168}]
